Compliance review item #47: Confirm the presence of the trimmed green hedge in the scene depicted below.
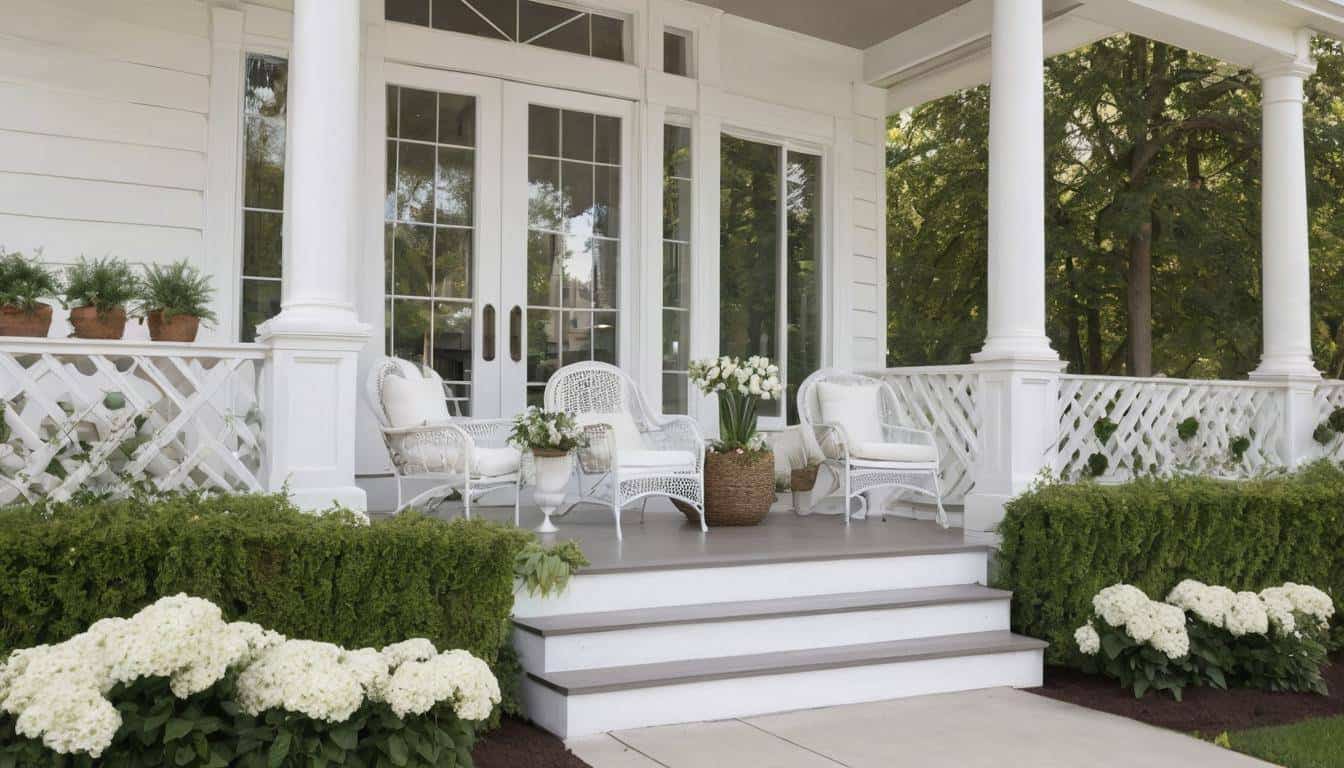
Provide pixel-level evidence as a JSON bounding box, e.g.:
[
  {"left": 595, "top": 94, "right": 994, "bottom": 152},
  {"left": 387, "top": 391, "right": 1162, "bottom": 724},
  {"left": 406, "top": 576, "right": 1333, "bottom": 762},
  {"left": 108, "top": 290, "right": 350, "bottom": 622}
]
[
  {"left": 0, "top": 494, "right": 532, "bottom": 667},
  {"left": 995, "top": 462, "right": 1344, "bottom": 665}
]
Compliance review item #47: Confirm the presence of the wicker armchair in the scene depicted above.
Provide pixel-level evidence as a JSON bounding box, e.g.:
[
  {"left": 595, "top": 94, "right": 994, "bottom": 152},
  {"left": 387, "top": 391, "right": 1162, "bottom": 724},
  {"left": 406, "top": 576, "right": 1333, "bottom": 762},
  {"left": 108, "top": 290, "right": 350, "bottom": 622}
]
[
  {"left": 365, "top": 357, "right": 521, "bottom": 520},
  {"left": 796, "top": 369, "right": 947, "bottom": 528},
  {"left": 543, "top": 361, "right": 706, "bottom": 539}
]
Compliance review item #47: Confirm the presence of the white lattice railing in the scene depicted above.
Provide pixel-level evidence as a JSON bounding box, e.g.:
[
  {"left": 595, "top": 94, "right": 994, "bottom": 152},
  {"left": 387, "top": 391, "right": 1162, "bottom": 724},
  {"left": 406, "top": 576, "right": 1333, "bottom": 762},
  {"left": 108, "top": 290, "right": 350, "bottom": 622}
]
[
  {"left": 1057, "top": 375, "right": 1286, "bottom": 481},
  {"left": 874, "top": 365, "right": 982, "bottom": 503},
  {"left": 1316, "top": 380, "right": 1344, "bottom": 461},
  {"left": 0, "top": 338, "right": 267, "bottom": 505}
]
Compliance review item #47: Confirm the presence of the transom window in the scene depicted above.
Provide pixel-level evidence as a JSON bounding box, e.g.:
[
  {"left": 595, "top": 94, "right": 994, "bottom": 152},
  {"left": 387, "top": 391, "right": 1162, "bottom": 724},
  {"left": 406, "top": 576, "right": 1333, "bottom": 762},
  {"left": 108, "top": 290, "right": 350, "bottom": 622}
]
[
  {"left": 384, "top": 85, "right": 477, "bottom": 415},
  {"left": 239, "top": 54, "right": 288, "bottom": 342},
  {"left": 719, "top": 135, "right": 822, "bottom": 424},
  {"left": 386, "top": 0, "right": 627, "bottom": 63}
]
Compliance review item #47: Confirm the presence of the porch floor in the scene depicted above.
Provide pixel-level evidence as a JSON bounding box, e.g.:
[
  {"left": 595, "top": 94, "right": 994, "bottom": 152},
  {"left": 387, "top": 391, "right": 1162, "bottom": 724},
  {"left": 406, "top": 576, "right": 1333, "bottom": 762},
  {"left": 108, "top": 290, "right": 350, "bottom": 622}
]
[{"left": 442, "top": 497, "right": 976, "bottom": 573}]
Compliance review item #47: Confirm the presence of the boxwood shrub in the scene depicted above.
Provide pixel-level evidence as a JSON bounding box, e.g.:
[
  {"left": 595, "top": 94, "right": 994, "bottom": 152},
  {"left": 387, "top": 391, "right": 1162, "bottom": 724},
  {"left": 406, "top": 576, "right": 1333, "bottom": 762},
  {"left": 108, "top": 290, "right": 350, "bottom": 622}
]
[
  {"left": 0, "top": 493, "right": 533, "bottom": 668},
  {"left": 995, "top": 462, "right": 1344, "bottom": 665}
]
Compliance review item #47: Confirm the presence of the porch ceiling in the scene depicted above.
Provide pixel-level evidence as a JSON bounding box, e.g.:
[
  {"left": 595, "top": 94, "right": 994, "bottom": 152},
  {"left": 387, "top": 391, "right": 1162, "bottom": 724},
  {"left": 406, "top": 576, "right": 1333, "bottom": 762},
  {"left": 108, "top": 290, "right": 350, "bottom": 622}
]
[{"left": 697, "top": 0, "right": 972, "bottom": 49}]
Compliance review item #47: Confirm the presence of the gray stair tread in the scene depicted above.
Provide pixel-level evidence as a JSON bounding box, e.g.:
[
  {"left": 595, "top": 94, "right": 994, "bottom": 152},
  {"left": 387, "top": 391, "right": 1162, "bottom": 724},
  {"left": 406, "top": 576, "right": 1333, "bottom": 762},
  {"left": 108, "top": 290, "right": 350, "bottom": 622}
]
[
  {"left": 515, "top": 584, "right": 1010, "bottom": 636},
  {"left": 530, "top": 631, "right": 1047, "bottom": 695}
]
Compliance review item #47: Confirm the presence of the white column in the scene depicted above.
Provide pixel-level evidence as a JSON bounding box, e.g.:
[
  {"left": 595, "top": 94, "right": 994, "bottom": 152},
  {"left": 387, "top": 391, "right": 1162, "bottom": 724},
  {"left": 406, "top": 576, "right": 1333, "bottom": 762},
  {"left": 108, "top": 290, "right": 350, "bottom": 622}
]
[
  {"left": 965, "top": 0, "right": 1062, "bottom": 545},
  {"left": 1251, "top": 44, "right": 1322, "bottom": 469},
  {"left": 979, "top": 0, "right": 1053, "bottom": 361},
  {"left": 258, "top": 0, "right": 371, "bottom": 511}
]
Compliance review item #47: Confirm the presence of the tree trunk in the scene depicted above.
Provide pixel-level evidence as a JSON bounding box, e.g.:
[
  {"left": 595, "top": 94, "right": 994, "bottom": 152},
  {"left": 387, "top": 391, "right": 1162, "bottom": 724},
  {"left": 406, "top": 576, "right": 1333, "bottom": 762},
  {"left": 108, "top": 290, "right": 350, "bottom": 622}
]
[
  {"left": 1086, "top": 306, "right": 1104, "bottom": 373},
  {"left": 1126, "top": 221, "right": 1154, "bottom": 376}
]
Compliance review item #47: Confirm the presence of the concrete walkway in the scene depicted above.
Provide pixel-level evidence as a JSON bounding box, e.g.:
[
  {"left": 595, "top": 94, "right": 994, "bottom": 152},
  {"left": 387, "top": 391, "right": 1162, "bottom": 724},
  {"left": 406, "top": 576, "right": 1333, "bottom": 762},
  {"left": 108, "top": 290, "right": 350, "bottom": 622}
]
[{"left": 567, "top": 687, "right": 1271, "bottom": 767}]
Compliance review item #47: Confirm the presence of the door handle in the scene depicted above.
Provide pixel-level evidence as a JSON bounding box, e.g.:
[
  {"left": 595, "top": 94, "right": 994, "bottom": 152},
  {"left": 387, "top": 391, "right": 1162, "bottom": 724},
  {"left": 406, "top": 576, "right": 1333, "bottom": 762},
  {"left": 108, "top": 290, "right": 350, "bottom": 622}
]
[
  {"left": 509, "top": 306, "right": 522, "bottom": 362},
  {"left": 482, "top": 304, "right": 496, "bottom": 362}
]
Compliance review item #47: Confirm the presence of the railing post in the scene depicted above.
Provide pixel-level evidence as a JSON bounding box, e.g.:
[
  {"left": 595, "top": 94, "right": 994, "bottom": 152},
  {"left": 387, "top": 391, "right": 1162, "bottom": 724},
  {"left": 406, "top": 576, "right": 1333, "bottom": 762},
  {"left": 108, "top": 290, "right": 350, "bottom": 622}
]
[{"left": 964, "top": 359, "right": 1064, "bottom": 545}]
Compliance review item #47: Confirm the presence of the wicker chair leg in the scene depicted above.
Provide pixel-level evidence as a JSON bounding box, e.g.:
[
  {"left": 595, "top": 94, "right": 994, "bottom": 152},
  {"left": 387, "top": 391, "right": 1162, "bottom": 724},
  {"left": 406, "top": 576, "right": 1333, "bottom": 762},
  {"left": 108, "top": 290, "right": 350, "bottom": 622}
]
[
  {"left": 843, "top": 467, "right": 852, "bottom": 525},
  {"left": 933, "top": 472, "right": 949, "bottom": 529},
  {"left": 613, "top": 494, "right": 623, "bottom": 541},
  {"left": 513, "top": 482, "right": 521, "bottom": 527}
]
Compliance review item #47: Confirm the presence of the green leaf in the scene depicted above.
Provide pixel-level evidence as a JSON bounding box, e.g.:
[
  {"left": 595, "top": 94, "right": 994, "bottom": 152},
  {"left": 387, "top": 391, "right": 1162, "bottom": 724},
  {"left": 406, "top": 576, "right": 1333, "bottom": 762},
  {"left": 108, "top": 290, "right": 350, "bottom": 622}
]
[
  {"left": 331, "top": 724, "right": 358, "bottom": 751},
  {"left": 164, "top": 718, "right": 193, "bottom": 742},
  {"left": 269, "top": 730, "right": 292, "bottom": 768},
  {"left": 387, "top": 734, "right": 409, "bottom": 767}
]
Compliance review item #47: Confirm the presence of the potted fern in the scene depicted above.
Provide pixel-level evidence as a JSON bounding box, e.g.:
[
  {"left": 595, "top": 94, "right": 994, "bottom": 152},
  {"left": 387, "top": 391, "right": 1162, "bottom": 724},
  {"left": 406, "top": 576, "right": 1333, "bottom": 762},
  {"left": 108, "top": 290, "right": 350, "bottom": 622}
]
[
  {"left": 0, "top": 249, "right": 61, "bottom": 337},
  {"left": 63, "top": 257, "right": 140, "bottom": 339},
  {"left": 138, "top": 261, "right": 217, "bottom": 342}
]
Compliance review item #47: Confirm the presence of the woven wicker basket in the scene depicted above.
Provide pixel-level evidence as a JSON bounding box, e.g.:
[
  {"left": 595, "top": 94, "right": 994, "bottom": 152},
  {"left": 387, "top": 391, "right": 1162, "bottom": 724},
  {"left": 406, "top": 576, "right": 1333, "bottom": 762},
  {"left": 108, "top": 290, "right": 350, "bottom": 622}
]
[{"left": 676, "top": 449, "right": 775, "bottom": 527}]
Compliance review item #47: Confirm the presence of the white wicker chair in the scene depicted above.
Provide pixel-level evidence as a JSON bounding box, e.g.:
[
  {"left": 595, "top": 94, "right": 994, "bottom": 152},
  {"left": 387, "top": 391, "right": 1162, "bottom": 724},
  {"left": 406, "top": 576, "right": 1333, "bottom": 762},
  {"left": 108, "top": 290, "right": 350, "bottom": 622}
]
[
  {"left": 543, "top": 361, "right": 706, "bottom": 539},
  {"left": 365, "top": 357, "right": 521, "bottom": 521},
  {"left": 796, "top": 368, "right": 948, "bottom": 528}
]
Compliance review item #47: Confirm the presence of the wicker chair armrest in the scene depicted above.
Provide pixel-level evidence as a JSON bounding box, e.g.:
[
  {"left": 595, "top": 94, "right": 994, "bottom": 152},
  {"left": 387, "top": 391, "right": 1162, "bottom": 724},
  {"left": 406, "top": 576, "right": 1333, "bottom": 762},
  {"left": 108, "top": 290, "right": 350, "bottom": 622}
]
[
  {"left": 456, "top": 418, "right": 513, "bottom": 449},
  {"left": 381, "top": 422, "right": 471, "bottom": 475},
  {"left": 644, "top": 416, "right": 706, "bottom": 469},
  {"left": 879, "top": 423, "right": 936, "bottom": 447},
  {"left": 576, "top": 424, "right": 615, "bottom": 474},
  {"left": 811, "top": 423, "right": 850, "bottom": 461}
]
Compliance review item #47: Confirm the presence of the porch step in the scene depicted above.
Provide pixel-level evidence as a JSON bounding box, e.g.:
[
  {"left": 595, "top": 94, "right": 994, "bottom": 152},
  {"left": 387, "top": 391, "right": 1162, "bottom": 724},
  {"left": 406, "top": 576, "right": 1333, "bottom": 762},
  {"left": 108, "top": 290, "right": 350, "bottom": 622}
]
[
  {"left": 522, "top": 631, "right": 1047, "bottom": 738},
  {"left": 513, "top": 585, "right": 1011, "bottom": 672},
  {"left": 513, "top": 547, "right": 989, "bottom": 617}
]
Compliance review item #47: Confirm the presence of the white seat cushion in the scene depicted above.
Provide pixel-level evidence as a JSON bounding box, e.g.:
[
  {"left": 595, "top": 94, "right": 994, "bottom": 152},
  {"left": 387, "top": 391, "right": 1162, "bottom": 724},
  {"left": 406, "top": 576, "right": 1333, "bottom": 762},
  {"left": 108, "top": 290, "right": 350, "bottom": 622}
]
[
  {"left": 472, "top": 446, "right": 521, "bottom": 477},
  {"left": 382, "top": 371, "right": 451, "bottom": 428},
  {"left": 616, "top": 449, "right": 697, "bottom": 472},
  {"left": 850, "top": 441, "right": 938, "bottom": 464}
]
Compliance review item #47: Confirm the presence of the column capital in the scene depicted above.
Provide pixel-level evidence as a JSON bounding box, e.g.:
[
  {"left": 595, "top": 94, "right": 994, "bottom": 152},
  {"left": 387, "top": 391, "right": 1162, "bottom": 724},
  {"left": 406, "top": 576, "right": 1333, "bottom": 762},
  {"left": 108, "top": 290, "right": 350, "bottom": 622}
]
[{"left": 1254, "top": 57, "right": 1317, "bottom": 83}]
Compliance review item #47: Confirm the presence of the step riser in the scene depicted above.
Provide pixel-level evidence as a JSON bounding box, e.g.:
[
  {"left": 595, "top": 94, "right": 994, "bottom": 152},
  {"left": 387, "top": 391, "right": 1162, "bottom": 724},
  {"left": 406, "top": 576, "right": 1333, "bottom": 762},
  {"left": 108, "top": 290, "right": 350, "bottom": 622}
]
[
  {"left": 514, "top": 551, "right": 987, "bottom": 617},
  {"left": 516, "top": 599, "right": 1011, "bottom": 672},
  {"left": 524, "top": 649, "right": 1045, "bottom": 739}
]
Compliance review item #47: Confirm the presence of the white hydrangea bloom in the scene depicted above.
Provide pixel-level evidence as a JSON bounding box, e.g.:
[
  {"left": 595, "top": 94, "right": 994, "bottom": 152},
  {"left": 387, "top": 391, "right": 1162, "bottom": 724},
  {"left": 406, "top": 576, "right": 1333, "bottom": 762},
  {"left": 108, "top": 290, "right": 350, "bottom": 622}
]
[
  {"left": 381, "top": 638, "right": 437, "bottom": 669},
  {"left": 1224, "top": 591, "right": 1269, "bottom": 637},
  {"left": 1074, "top": 624, "right": 1101, "bottom": 655},
  {"left": 1166, "top": 580, "right": 1236, "bottom": 628},
  {"left": 1150, "top": 626, "right": 1191, "bottom": 660},
  {"left": 235, "top": 640, "right": 365, "bottom": 723},
  {"left": 12, "top": 680, "right": 120, "bottom": 758},
  {"left": 384, "top": 649, "right": 500, "bottom": 722},
  {"left": 1092, "top": 584, "right": 1149, "bottom": 628},
  {"left": 1258, "top": 587, "right": 1298, "bottom": 635},
  {"left": 342, "top": 647, "right": 392, "bottom": 703},
  {"left": 1281, "top": 583, "right": 1335, "bottom": 626}
]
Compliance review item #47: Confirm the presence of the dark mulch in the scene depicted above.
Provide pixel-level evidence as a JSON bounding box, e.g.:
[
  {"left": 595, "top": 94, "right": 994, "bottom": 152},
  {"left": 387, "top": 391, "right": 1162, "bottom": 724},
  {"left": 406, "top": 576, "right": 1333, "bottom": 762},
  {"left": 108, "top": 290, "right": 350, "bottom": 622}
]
[
  {"left": 473, "top": 718, "right": 591, "bottom": 768},
  {"left": 1027, "top": 654, "right": 1344, "bottom": 735}
]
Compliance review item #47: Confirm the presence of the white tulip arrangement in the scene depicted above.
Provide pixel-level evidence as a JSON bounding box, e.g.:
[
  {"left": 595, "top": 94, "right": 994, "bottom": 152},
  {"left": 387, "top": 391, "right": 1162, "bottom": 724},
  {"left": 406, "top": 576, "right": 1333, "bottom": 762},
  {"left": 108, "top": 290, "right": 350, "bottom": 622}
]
[{"left": 688, "top": 355, "right": 783, "bottom": 453}]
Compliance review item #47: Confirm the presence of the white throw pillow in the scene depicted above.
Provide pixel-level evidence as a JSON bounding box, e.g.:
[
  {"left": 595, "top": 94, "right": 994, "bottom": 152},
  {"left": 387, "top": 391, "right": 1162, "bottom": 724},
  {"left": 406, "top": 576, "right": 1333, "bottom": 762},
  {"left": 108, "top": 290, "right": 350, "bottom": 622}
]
[
  {"left": 816, "top": 381, "right": 884, "bottom": 447},
  {"left": 382, "top": 372, "right": 452, "bottom": 429},
  {"left": 574, "top": 410, "right": 644, "bottom": 453}
]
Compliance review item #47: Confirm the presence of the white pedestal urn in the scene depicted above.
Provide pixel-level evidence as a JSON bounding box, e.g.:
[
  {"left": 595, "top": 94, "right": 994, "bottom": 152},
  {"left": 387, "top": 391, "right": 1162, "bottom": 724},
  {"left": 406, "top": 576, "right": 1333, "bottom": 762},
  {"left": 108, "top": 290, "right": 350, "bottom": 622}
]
[{"left": 531, "top": 449, "right": 573, "bottom": 534}]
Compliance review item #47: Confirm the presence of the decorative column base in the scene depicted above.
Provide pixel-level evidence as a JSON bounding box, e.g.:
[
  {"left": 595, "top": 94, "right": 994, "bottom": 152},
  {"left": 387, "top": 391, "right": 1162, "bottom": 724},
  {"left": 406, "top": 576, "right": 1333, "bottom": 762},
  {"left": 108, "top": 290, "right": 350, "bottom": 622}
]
[
  {"left": 1249, "top": 366, "right": 1322, "bottom": 469},
  {"left": 964, "top": 352, "right": 1065, "bottom": 544},
  {"left": 259, "top": 315, "right": 370, "bottom": 512}
]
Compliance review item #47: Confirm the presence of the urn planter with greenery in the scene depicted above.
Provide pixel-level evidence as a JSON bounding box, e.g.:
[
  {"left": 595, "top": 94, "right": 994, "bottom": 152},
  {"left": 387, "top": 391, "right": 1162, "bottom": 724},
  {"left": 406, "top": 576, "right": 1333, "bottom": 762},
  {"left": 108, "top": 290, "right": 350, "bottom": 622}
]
[
  {"left": 0, "top": 250, "right": 60, "bottom": 338},
  {"left": 138, "top": 260, "right": 218, "bottom": 342},
  {"left": 63, "top": 257, "right": 140, "bottom": 340}
]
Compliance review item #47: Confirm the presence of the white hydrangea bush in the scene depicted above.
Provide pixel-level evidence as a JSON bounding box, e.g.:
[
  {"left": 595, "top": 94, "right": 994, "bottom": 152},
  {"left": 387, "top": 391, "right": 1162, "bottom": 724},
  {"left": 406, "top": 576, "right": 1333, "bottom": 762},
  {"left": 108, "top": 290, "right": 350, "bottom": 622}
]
[
  {"left": 0, "top": 595, "right": 501, "bottom": 759},
  {"left": 1074, "top": 580, "right": 1336, "bottom": 699}
]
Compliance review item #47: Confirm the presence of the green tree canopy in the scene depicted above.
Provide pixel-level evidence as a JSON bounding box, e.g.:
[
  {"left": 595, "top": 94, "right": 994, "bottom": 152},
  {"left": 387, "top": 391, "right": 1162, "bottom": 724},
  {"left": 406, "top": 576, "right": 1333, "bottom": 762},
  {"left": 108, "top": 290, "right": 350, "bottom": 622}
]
[{"left": 888, "top": 34, "right": 1344, "bottom": 379}]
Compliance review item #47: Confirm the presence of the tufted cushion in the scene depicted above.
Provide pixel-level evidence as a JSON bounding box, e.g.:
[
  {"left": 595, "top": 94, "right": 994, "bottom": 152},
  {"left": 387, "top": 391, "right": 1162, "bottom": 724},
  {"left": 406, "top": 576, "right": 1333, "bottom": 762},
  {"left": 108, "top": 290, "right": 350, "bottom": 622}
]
[
  {"left": 382, "top": 371, "right": 451, "bottom": 428},
  {"left": 472, "top": 446, "right": 522, "bottom": 477},
  {"left": 617, "top": 449, "right": 697, "bottom": 472}
]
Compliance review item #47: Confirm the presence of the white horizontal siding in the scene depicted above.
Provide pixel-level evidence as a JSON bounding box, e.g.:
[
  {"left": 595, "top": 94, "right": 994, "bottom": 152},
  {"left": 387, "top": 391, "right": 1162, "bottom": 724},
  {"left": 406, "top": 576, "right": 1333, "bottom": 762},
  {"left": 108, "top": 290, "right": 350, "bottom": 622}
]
[
  {"left": 0, "top": 0, "right": 210, "bottom": 270},
  {"left": 0, "top": 130, "right": 205, "bottom": 190},
  {"left": 849, "top": 89, "right": 886, "bottom": 370}
]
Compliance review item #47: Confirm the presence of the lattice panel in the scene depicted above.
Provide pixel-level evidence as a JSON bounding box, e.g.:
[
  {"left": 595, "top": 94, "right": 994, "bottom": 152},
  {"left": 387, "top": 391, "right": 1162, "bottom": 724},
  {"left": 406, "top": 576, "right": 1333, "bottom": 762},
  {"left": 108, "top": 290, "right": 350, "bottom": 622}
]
[
  {"left": 0, "top": 344, "right": 266, "bottom": 505},
  {"left": 1315, "top": 380, "right": 1344, "bottom": 461},
  {"left": 1056, "top": 376, "right": 1285, "bottom": 482},
  {"left": 876, "top": 367, "right": 981, "bottom": 503}
]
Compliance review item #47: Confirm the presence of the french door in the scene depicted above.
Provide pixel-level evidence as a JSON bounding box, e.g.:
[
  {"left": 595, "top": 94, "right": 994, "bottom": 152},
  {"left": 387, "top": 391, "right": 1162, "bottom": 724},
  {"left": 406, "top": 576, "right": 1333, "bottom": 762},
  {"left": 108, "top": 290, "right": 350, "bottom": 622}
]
[{"left": 382, "top": 66, "right": 635, "bottom": 417}]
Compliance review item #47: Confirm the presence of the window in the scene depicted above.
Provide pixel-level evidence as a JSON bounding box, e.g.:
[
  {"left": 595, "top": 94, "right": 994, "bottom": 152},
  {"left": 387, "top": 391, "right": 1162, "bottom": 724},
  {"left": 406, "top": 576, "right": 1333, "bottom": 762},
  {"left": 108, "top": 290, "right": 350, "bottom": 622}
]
[
  {"left": 239, "top": 54, "right": 288, "bottom": 342},
  {"left": 662, "top": 123, "right": 691, "bottom": 414},
  {"left": 526, "top": 104, "right": 622, "bottom": 407},
  {"left": 663, "top": 29, "right": 689, "bottom": 76},
  {"left": 719, "top": 135, "right": 821, "bottom": 424},
  {"left": 385, "top": 85, "right": 477, "bottom": 415},
  {"left": 386, "top": 0, "right": 627, "bottom": 63}
]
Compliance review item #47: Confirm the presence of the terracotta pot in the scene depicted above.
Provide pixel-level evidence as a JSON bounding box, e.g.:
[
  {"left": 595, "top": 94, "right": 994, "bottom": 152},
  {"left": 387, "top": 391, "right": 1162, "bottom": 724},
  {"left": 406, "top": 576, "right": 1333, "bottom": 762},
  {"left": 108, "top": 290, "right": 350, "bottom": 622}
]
[
  {"left": 69, "top": 306, "right": 126, "bottom": 340},
  {"left": 676, "top": 449, "right": 775, "bottom": 527},
  {"left": 0, "top": 304, "right": 53, "bottom": 338},
  {"left": 147, "top": 311, "right": 201, "bottom": 342}
]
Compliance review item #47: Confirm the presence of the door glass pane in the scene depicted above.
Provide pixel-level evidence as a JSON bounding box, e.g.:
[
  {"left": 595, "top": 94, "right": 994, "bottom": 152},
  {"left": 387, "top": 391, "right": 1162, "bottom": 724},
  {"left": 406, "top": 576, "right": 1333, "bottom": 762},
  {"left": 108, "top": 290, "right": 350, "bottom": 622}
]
[
  {"left": 661, "top": 124, "right": 692, "bottom": 414},
  {"left": 719, "top": 135, "right": 780, "bottom": 416},
  {"left": 786, "top": 152, "right": 822, "bottom": 425},
  {"left": 240, "top": 54, "right": 288, "bottom": 341},
  {"left": 592, "top": 15, "right": 625, "bottom": 61},
  {"left": 385, "top": 86, "right": 478, "bottom": 414},
  {"left": 527, "top": 106, "right": 621, "bottom": 394}
]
